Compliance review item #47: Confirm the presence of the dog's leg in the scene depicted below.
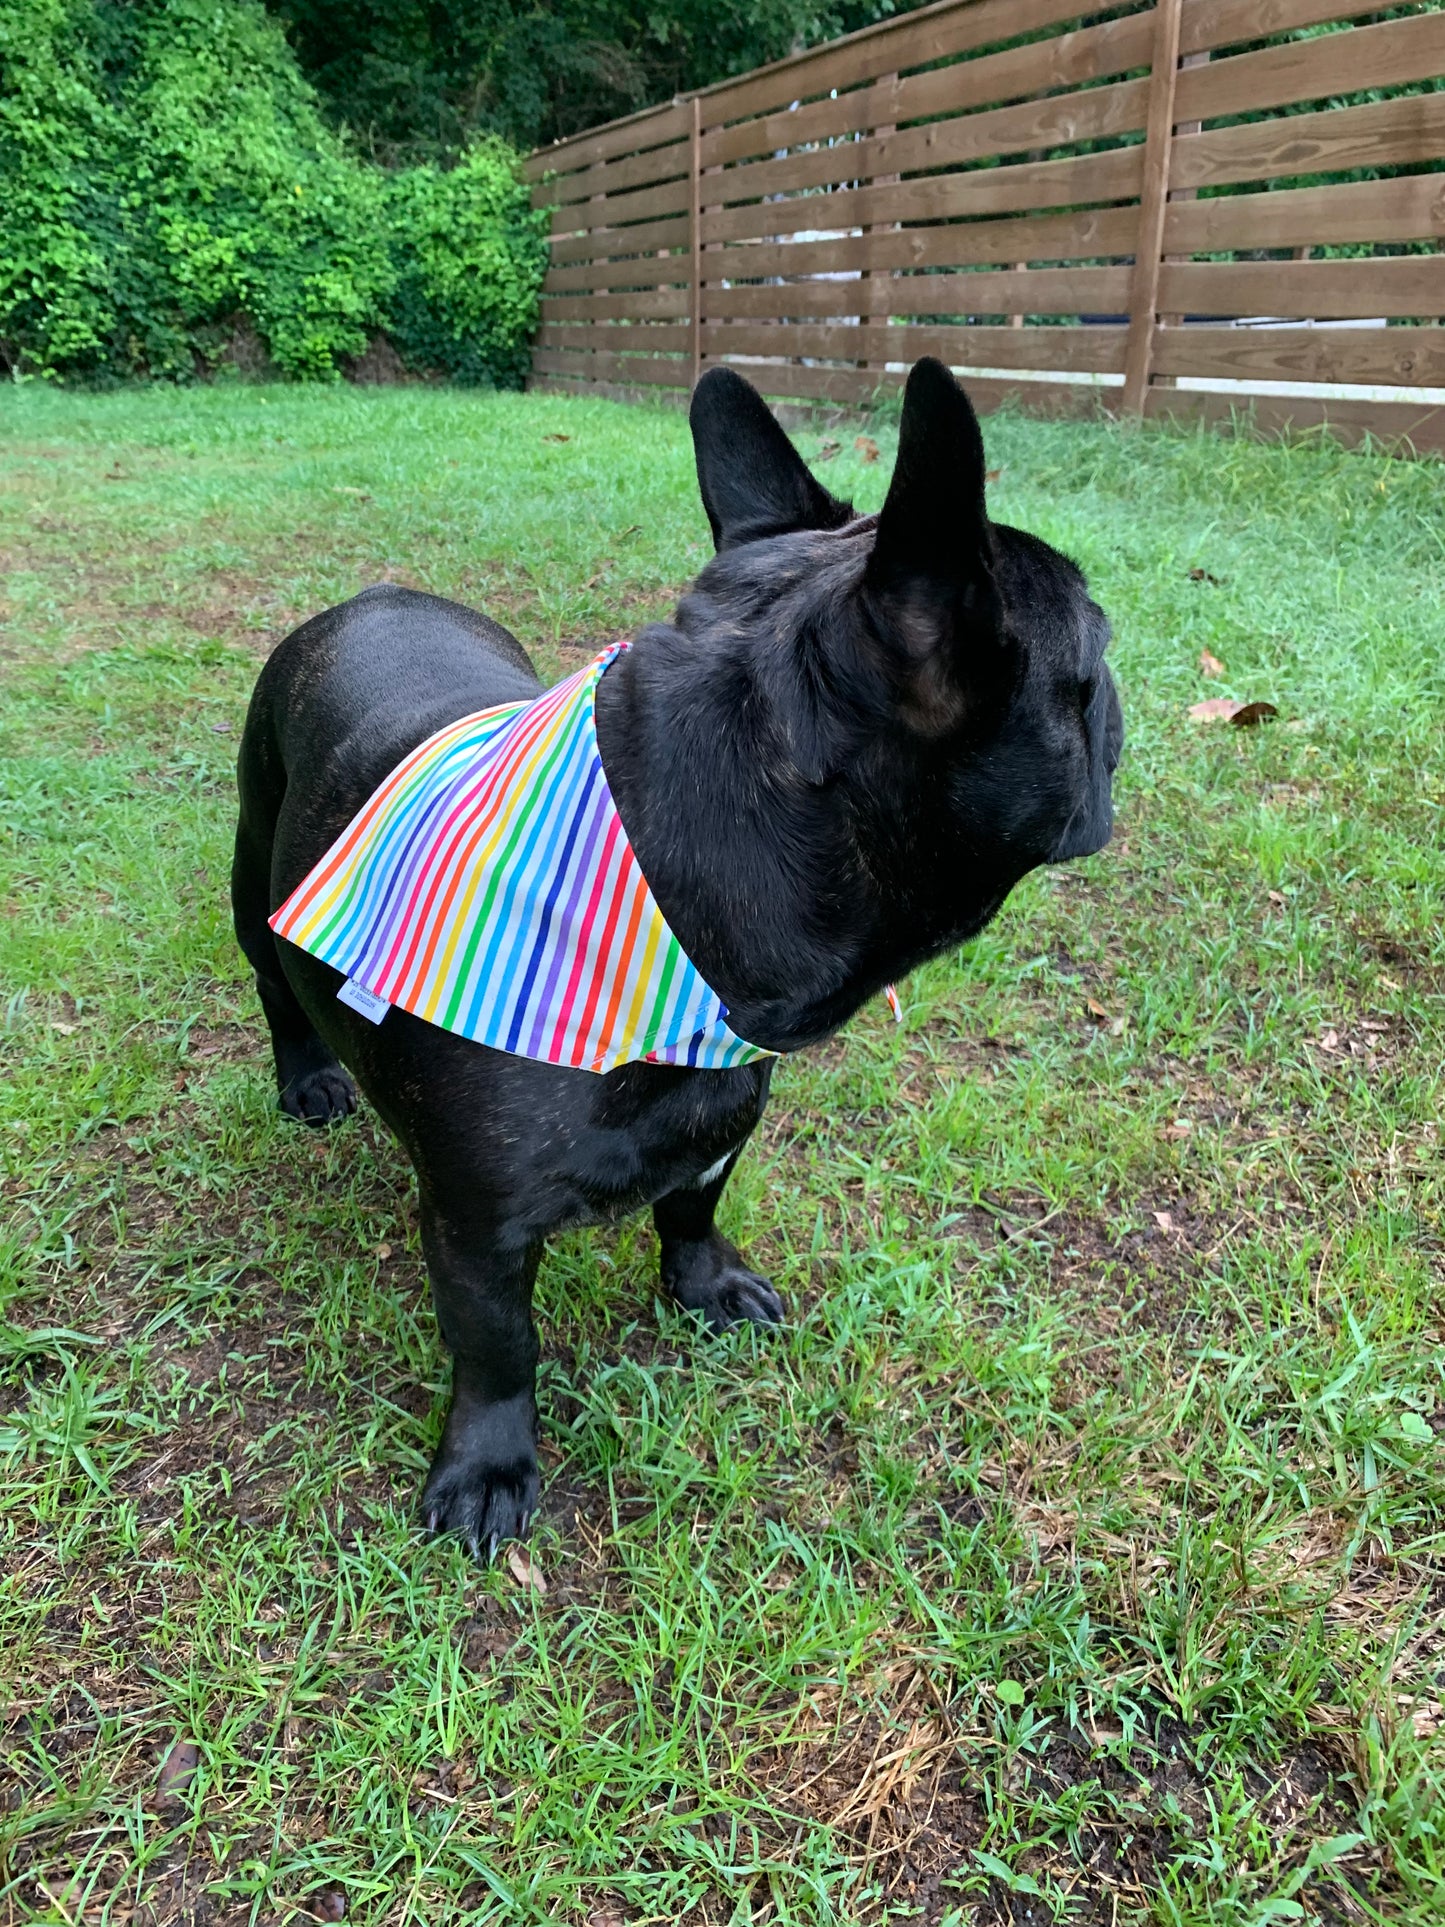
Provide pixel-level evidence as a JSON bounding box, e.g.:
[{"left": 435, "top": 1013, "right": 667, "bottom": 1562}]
[
  {"left": 418, "top": 1196, "right": 541, "bottom": 1556},
  {"left": 654, "top": 1157, "right": 784, "bottom": 1330},
  {"left": 232, "top": 755, "right": 357, "bottom": 1128}
]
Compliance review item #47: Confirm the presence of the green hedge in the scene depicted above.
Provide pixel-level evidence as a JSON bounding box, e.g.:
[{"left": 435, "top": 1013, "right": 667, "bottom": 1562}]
[{"left": 0, "top": 0, "right": 549, "bottom": 383}]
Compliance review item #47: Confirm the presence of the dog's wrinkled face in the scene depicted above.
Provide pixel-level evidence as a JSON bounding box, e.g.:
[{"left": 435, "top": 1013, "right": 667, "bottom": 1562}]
[{"left": 685, "top": 358, "right": 1122, "bottom": 941}]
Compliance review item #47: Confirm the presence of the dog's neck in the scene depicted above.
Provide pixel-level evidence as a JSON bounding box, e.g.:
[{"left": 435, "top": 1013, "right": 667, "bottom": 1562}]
[{"left": 593, "top": 625, "right": 999, "bottom": 1054}]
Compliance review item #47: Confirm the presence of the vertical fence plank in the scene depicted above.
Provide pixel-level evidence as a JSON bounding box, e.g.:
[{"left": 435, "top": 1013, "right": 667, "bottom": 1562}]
[
  {"left": 1122, "top": 0, "right": 1185, "bottom": 415},
  {"left": 689, "top": 96, "right": 702, "bottom": 389},
  {"left": 1158, "top": 47, "right": 1208, "bottom": 378},
  {"left": 865, "top": 79, "right": 899, "bottom": 377}
]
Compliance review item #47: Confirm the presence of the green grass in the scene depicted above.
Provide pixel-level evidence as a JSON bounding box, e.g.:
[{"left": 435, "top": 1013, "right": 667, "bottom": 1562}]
[{"left": 1, "top": 378, "right": 1442, "bottom": 1927}]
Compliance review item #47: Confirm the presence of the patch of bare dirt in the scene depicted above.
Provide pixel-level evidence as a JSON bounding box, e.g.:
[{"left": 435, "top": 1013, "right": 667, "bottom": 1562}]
[
  {"left": 749, "top": 1671, "right": 1386, "bottom": 1924},
  {"left": 344, "top": 333, "right": 415, "bottom": 386}
]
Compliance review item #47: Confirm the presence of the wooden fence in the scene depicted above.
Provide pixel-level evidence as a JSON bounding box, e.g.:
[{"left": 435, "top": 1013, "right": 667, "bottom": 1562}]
[{"left": 524, "top": 0, "right": 1445, "bottom": 453}]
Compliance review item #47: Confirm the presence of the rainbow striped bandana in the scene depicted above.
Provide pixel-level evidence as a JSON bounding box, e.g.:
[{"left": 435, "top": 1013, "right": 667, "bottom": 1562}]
[{"left": 270, "top": 643, "right": 773, "bottom": 1074}]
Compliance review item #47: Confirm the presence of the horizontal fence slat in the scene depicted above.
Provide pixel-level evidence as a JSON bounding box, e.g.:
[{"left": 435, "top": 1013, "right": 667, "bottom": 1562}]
[
  {"left": 549, "top": 216, "right": 690, "bottom": 266},
  {"left": 702, "top": 264, "right": 1134, "bottom": 319},
  {"left": 540, "top": 290, "right": 692, "bottom": 321},
  {"left": 699, "top": 207, "right": 1140, "bottom": 285},
  {"left": 1157, "top": 256, "right": 1445, "bottom": 318},
  {"left": 522, "top": 0, "right": 1408, "bottom": 187},
  {"left": 1166, "top": 174, "right": 1445, "bottom": 254},
  {"left": 883, "top": 10, "right": 1154, "bottom": 139},
  {"left": 704, "top": 0, "right": 1136, "bottom": 132},
  {"left": 545, "top": 257, "right": 693, "bottom": 293},
  {"left": 1151, "top": 324, "right": 1445, "bottom": 387},
  {"left": 1173, "top": 89, "right": 1445, "bottom": 193},
  {"left": 525, "top": 101, "right": 689, "bottom": 184},
  {"left": 1144, "top": 385, "right": 1445, "bottom": 454},
  {"left": 1181, "top": 0, "right": 1411, "bottom": 59},
  {"left": 700, "top": 9, "right": 1154, "bottom": 171},
  {"left": 711, "top": 75, "right": 1150, "bottom": 209},
  {"left": 1175, "top": 13, "right": 1445, "bottom": 124},
  {"left": 532, "top": 347, "right": 690, "bottom": 386},
  {"left": 699, "top": 146, "right": 1144, "bottom": 248},
  {"left": 543, "top": 138, "right": 691, "bottom": 209},
  {"left": 699, "top": 320, "right": 1127, "bottom": 372},
  {"left": 878, "top": 72, "right": 1151, "bottom": 174},
  {"left": 550, "top": 174, "right": 689, "bottom": 236},
  {"left": 538, "top": 323, "right": 693, "bottom": 354}
]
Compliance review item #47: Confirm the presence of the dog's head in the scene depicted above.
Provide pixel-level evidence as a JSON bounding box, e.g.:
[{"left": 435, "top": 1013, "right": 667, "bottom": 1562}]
[{"left": 684, "top": 358, "right": 1122, "bottom": 968}]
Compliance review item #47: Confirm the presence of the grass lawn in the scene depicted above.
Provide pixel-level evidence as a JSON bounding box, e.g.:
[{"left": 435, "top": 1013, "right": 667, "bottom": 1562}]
[{"left": 1, "top": 378, "right": 1443, "bottom": 1927}]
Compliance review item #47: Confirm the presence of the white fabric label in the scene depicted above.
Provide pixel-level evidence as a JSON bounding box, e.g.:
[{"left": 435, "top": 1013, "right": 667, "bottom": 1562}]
[{"left": 337, "top": 978, "right": 391, "bottom": 1024}]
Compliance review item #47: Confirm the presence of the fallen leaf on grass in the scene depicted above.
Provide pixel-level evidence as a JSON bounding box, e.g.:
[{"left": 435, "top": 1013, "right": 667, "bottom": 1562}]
[
  {"left": 985, "top": 467, "right": 1003, "bottom": 483},
  {"left": 1162, "top": 1119, "right": 1192, "bottom": 1140},
  {"left": 156, "top": 1738, "right": 199, "bottom": 1806},
  {"left": 38, "top": 1882, "right": 86, "bottom": 1921},
  {"left": 374, "top": 1243, "right": 392, "bottom": 1261},
  {"left": 50, "top": 1021, "right": 78, "bottom": 1035},
  {"left": 1188, "top": 697, "right": 1278, "bottom": 726},
  {"left": 584, "top": 561, "right": 615, "bottom": 589},
  {"left": 1086, "top": 1721, "right": 1124, "bottom": 1746},
  {"left": 1319, "top": 1029, "right": 1340, "bottom": 1053},
  {"left": 616, "top": 524, "right": 642, "bottom": 540},
  {"left": 1153, "top": 1210, "right": 1174, "bottom": 1233},
  {"left": 854, "top": 435, "right": 880, "bottom": 463},
  {"left": 541, "top": 433, "right": 570, "bottom": 443},
  {"left": 313, "top": 1893, "right": 346, "bottom": 1922},
  {"left": 1268, "top": 890, "right": 1286, "bottom": 906},
  {"left": 507, "top": 1545, "right": 546, "bottom": 1593},
  {"left": 816, "top": 439, "right": 842, "bottom": 462},
  {"left": 210, "top": 721, "right": 232, "bottom": 734},
  {"left": 1085, "top": 998, "right": 1110, "bottom": 1022},
  {"left": 331, "top": 486, "right": 371, "bottom": 501},
  {"left": 1187, "top": 567, "right": 1223, "bottom": 585},
  {"left": 1198, "top": 649, "right": 1225, "bottom": 677},
  {"left": 1411, "top": 1700, "right": 1442, "bottom": 1737}
]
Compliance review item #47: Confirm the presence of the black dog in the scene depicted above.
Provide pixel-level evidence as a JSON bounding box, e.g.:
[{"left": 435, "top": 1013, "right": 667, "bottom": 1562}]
[{"left": 232, "top": 358, "right": 1121, "bottom": 1555}]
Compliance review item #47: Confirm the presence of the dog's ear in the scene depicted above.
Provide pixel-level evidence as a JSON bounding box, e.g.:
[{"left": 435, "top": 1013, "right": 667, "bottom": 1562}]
[
  {"left": 691, "top": 367, "right": 852, "bottom": 551},
  {"left": 862, "top": 359, "right": 1004, "bottom": 728}
]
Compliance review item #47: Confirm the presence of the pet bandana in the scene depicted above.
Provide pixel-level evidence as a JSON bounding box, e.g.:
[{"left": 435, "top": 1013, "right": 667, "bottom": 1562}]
[{"left": 270, "top": 643, "right": 774, "bottom": 1073}]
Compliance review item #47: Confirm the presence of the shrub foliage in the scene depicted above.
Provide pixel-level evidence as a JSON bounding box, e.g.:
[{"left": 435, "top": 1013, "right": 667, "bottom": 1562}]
[{"left": 0, "top": 0, "right": 548, "bottom": 383}]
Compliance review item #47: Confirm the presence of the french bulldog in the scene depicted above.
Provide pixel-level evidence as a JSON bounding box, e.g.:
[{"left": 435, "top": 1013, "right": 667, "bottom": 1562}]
[{"left": 231, "top": 357, "right": 1122, "bottom": 1556}]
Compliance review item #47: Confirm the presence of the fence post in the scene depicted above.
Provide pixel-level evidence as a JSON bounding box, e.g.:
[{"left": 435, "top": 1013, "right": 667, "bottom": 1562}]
[
  {"left": 1122, "top": 0, "right": 1184, "bottom": 415},
  {"left": 689, "top": 96, "right": 702, "bottom": 390}
]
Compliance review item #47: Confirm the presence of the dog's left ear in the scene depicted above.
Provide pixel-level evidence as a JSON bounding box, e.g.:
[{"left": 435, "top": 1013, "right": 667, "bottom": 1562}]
[
  {"left": 863, "top": 359, "right": 1004, "bottom": 728},
  {"left": 691, "top": 367, "right": 852, "bottom": 551}
]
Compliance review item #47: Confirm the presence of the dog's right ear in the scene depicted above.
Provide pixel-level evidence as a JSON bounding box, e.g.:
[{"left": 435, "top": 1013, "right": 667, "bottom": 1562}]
[{"left": 691, "top": 367, "right": 852, "bottom": 551}]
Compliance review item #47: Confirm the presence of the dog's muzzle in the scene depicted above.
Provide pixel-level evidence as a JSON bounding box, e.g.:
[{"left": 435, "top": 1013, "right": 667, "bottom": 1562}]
[{"left": 1050, "top": 670, "right": 1122, "bottom": 863}]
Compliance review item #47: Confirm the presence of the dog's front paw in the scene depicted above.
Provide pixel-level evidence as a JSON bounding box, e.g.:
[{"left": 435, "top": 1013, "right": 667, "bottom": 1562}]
[
  {"left": 422, "top": 1451, "right": 539, "bottom": 1559},
  {"left": 280, "top": 1064, "right": 357, "bottom": 1126},
  {"left": 421, "top": 1387, "right": 540, "bottom": 1560},
  {"left": 663, "top": 1233, "right": 786, "bottom": 1333}
]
